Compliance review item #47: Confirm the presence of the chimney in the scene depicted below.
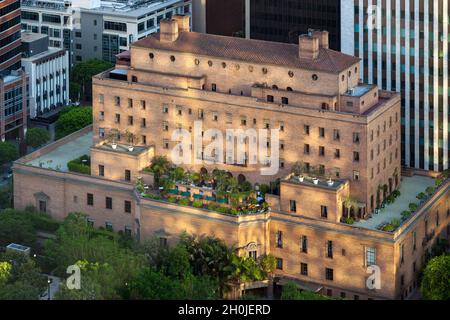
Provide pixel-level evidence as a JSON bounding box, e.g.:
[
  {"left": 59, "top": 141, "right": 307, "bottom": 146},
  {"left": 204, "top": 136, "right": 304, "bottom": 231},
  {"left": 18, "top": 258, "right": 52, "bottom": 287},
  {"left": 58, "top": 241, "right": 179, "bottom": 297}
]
[
  {"left": 298, "top": 34, "right": 320, "bottom": 60},
  {"left": 312, "top": 30, "right": 329, "bottom": 49},
  {"left": 172, "top": 15, "right": 190, "bottom": 33},
  {"left": 160, "top": 19, "right": 179, "bottom": 42}
]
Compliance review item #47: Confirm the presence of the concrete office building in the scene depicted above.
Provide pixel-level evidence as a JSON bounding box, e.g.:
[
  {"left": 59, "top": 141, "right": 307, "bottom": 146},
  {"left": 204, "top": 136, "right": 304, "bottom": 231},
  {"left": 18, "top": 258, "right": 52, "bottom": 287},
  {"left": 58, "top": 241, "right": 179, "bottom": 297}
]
[
  {"left": 1, "top": 0, "right": 28, "bottom": 142},
  {"left": 341, "top": 0, "right": 450, "bottom": 172},
  {"left": 20, "top": 0, "right": 192, "bottom": 64},
  {"left": 21, "top": 32, "right": 69, "bottom": 119}
]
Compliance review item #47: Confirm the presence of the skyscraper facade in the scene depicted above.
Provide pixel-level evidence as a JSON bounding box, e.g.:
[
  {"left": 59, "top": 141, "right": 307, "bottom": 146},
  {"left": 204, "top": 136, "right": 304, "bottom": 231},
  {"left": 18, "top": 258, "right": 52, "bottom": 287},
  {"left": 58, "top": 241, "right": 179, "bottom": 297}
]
[
  {"left": 341, "top": 0, "right": 449, "bottom": 172},
  {"left": 246, "top": 0, "right": 342, "bottom": 50},
  {"left": 1, "top": 0, "right": 28, "bottom": 142},
  {"left": 0, "top": 0, "right": 22, "bottom": 72}
]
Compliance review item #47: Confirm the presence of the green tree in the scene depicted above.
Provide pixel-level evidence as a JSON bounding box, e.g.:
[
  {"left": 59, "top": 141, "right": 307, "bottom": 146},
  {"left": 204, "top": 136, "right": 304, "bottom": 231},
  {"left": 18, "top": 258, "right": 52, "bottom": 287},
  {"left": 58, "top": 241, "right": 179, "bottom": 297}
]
[
  {"left": 0, "top": 141, "right": 18, "bottom": 166},
  {"left": 281, "top": 281, "right": 334, "bottom": 300},
  {"left": 44, "top": 212, "right": 145, "bottom": 299},
  {"left": 25, "top": 128, "right": 50, "bottom": 148},
  {"left": 421, "top": 255, "right": 450, "bottom": 300},
  {"left": 0, "top": 181, "right": 13, "bottom": 209},
  {"left": 0, "top": 252, "right": 47, "bottom": 300},
  {"left": 70, "top": 59, "right": 114, "bottom": 103},
  {"left": 0, "top": 209, "right": 36, "bottom": 247},
  {"left": 149, "top": 156, "right": 171, "bottom": 187},
  {"left": 55, "top": 106, "right": 92, "bottom": 139}
]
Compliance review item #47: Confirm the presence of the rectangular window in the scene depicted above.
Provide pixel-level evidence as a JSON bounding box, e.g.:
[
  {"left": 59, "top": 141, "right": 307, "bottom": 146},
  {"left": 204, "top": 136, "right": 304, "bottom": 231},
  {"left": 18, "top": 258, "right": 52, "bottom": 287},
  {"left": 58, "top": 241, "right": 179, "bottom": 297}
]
[
  {"left": 124, "top": 200, "right": 131, "bottom": 213},
  {"left": 353, "top": 152, "right": 360, "bottom": 162},
  {"left": 326, "top": 240, "right": 333, "bottom": 258},
  {"left": 267, "top": 95, "right": 274, "bottom": 102},
  {"left": 325, "top": 268, "right": 334, "bottom": 281},
  {"left": 98, "top": 165, "right": 105, "bottom": 177},
  {"left": 353, "top": 132, "right": 360, "bottom": 144},
  {"left": 125, "top": 170, "right": 131, "bottom": 182},
  {"left": 276, "top": 231, "right": 283, "bottom": 248},
  {"left": 300, "top": 263, "right": 308, "bottom": 276},
  {"left": 87, "top": 193, "right": 94, "bottom": 206},
  {"left": 319, "top": 127, "right": 325, "bottom": 137},
  {"left": 114, "top": 96, "right": 120, "bottom": 106},
  {"left": 366, "top": 247, "right": 376, "bottom": 266},
  {"left": 303, "top": 125, "right": 310, "bottom": 136},
  {"left": 319, "top": 146, "right": 325, "bottom": 156},
  {"left": 321, "top": 206, "right": 328, "bottom": 219},
  {"left": 276, "top": 258, "right": 283, "bottom": 270},
  {"left": 105, "top": 197, "right": 112, "bottom": 210},
  {"left": 333, "top": 129, "right": 340, "bottom": 141},
  {"left": 301, "top": 235, "right": 308, "bottom": 253},
  {"left": 290, "top": 200, "right": 297, "bottom": 213},
  {"left": 304, "top": 144, "right": 310, "bottom": 155},
  {"left": 128, "top": 116, "right": 133, "bottom": 126},
  {"left": 105, "top": 222, "right": 113, "bottom": 231}
]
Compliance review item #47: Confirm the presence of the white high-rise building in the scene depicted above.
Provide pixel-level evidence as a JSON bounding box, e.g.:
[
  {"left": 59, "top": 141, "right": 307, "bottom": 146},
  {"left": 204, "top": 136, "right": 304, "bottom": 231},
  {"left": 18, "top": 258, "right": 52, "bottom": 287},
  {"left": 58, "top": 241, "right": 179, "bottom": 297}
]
[
  {"left": 20, "top": 0, "right": 192, "bottom": 65},
  {"left": 341, "top": 0, "right": 449, "bottom": 172}
]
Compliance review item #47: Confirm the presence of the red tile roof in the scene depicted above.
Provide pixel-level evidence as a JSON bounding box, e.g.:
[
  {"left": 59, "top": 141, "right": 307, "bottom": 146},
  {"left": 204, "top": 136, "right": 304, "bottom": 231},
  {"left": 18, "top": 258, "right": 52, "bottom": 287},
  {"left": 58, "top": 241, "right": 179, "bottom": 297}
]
[{"left": 132, "top": 32, "right": 360, "bottom": 74}]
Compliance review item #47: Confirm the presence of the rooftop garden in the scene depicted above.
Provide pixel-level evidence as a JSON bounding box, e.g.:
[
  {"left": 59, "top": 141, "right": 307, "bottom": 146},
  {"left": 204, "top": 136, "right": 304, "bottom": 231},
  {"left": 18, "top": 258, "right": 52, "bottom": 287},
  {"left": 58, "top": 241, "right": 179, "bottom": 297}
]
[
  {"left": 350, "top": 171, "right": 449, "bottom": 232},
  {"left": 289, "top": 161, "right": 343, "bottom": 187},
  {"left": 376, "top": 176, "right": 446, "bottom": 232},
  {"left": 137, "top": 156, "right": 270, "bottom": 216}
]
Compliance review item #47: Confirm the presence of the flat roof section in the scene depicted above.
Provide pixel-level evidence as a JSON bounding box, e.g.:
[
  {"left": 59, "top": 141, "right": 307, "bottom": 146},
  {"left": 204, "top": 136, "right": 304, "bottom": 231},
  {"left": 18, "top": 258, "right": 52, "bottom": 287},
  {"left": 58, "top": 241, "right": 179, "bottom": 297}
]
[
  {"left": 26, "top": 132, "right": 92, "bottom": 172},
  {"left": 353, "top": 175, "right": 436, "bottom": 231}
]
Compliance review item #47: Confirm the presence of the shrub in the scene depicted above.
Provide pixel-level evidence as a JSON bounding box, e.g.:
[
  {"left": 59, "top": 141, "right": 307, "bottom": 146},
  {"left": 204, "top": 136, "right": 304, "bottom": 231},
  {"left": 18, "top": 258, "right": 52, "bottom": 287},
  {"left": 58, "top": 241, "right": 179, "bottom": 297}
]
[
  {"left": 409, "top": 203, "right": 418, "bottom": 212},
  {"left": 390, "top": 218, "right": 401, "bottom": 228},
  {"left": 386, "top": 194, "right": 395, "bottom": 204},
  {"left": 230, "top": 208, "right": 239, "bottom": 216},
  {"left": 192, "top": 200, "right": 203, "bottom": 208},
  {"left": 344, "top": 216, "right": 354, "bottom": 225},
  {"left": 207, "top": 203, "right": 217, "bottom": 211},
  {"left": 167, "top": 197, "right": 177, "bottom": 203},
  {"left": 392, "top": 190, "right": 401, "bottom": 198},
  {"left": 143, "top": 194, "right": 161, "bottom": 201},
  {"left": 382, "top": 224, "right": 395, "bottom": 232},
  {"left": 28, "top": 214, "right": 61, "bottom": 233},
  {"left": 67, "top": 155, "right": 91, "bottom": 175},
  {"left": 417, "top": 192, "right": 427, "bottom": 200},
  {"left": 179, "top": 198, "right": 190, "bottom": 206},
  {"left": 426, "top": 186, "right": 436, "bottom": 195},
  {"left": 216, "top": 206, "right": 231, "bottom": 214},
  {"left": 259, "top": 184, "right": 270, "bottom": 195},
  {"left": 401, "top": 211, "right": 411, "bottom": 220}
]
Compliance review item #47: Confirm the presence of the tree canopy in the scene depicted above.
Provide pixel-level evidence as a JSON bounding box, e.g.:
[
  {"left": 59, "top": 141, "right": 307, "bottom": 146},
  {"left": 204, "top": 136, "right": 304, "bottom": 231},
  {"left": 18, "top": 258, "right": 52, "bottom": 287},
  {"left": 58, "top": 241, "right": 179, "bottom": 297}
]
[
  {"left": 26, "top": 128, "right": 50, "bottom": 149},
  {"left": 0, "top": 141, "right": 18, "bottom": 166},
  {"left": 55, "top": 106, "right": 92, "bottom": 139},
  {"left": 421, "top": 254, "right": 450, "bottom": 300},
  {"left": 70, "top": 59, "right": 114, "bottom": 103}
]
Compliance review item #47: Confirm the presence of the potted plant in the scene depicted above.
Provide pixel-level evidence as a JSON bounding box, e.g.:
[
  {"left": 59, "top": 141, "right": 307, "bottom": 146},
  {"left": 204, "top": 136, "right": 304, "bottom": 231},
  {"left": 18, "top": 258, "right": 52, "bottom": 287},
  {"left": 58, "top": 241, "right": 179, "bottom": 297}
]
[
  {"left": 292, "top": 161, "right": 305, "bottom": 182},
  {"left": 106, "top": 129, "right": 120, "bottom": 149},
  {"left": 124, "top": 130, "right": 139, "bottom": 152}
]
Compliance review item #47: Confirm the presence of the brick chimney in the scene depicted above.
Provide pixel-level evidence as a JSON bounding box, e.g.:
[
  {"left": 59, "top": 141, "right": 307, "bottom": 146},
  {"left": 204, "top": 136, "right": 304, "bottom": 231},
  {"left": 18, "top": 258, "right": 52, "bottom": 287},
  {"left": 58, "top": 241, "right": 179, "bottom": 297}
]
[
  {"left": 298, "top": 33, "right": 320, "bottom": 60},
  {"left": 160, "top": 19, "right": 179, "bottom": 42},
  {"left": 312, "top": 30, "right": 329, "bottom": 49},
  {"left": 172, "top": 15, "right": 190, "bottom": 33}
]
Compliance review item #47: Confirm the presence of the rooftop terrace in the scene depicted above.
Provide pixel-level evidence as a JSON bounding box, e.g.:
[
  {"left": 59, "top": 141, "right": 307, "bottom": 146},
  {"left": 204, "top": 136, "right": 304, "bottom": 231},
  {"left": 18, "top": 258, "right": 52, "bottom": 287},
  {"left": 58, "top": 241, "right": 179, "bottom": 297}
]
[
  {"left": 354, "top": 175, "right": 436, "bottom": 231},
  {"left": 26, "top": 132, "right": 92, "bottom": 171}
]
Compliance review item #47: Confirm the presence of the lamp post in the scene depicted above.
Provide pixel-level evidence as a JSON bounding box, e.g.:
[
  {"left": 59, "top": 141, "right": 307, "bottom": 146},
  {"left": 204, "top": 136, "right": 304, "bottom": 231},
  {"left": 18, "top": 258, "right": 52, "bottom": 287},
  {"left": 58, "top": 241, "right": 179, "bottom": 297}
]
[{"left": 47, "top": 278, "right": 52, "bottom": 300}]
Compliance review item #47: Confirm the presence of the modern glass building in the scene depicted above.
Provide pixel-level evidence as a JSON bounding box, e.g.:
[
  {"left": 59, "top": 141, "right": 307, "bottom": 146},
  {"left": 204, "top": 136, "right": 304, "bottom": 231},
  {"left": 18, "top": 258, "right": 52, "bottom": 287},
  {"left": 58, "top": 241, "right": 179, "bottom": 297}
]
[
  {"left": 1, "top": 0, "right": 27, "bottom": 142},
  {"left": 245, "top": 0, "right": 342, "bottom": 50},
  {"left": 342, "top": 0, "right": 449, "bottom": 172}
]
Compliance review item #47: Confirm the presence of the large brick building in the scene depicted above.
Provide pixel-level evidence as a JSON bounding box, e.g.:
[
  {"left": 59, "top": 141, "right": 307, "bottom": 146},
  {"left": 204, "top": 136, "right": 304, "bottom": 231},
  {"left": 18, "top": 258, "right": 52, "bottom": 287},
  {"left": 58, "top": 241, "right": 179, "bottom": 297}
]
[{"left": 13, "top": 16, "right": 450, "bottom": 300}]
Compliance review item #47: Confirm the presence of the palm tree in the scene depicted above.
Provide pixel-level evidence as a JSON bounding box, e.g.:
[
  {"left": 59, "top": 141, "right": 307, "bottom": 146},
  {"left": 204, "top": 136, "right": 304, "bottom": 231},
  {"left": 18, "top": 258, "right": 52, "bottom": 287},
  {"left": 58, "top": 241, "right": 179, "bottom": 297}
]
[
  {"left": 150, "top": 156, "right": 171, "bottom": 187},
  {"left": 343, "top": 195, "right": 358, "bottom": 218}
]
